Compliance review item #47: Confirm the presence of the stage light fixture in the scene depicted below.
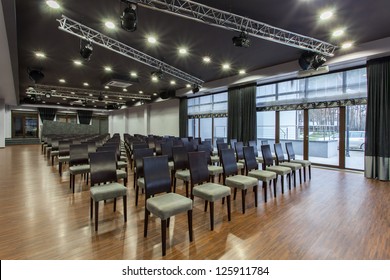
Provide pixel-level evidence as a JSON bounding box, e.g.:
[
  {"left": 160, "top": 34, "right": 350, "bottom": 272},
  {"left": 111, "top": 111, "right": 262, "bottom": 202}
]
[
  {"left": 121, "top": 0, "right": 138, "bottom": 32},
  {"left": 192, "top": 84, "right": 200, "bottom": 94},
  {"left": 298, "top": 51, "right": 326, "bottom": 70},
  {"left": 80, "top": 40, "right": 93, "bottom": 61},
  {"left": 232, "top": 31, "right": 250, "bottom": 47},
  {"left": 98, "top": 93, "right": 104, "bottom": 101},
  {"left": 151, "top": 69, "right": 163, "bottom": 81}
]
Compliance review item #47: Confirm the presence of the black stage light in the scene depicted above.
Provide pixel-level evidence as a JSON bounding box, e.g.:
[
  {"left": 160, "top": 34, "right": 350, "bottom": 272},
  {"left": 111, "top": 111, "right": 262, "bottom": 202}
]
[
  {"left": 192, "top": 84, "right": 200, "bottom": 94},
  {"left": 80, "top": 40, "right": 93, "bottom": 60},
  {"left": 299, "top": 51, "right": 326, "bottom": 70},
  {"left": 121, "top": 1, "right": 138, "bottom": 32},
  {"left": 232, "top": 32, "right": 250, "bottom": 47},
  {"left": 28, "top": 68, "right": 44, "bottom": 83},
  {"left": 98, "top": 93, "right": 104, "bottom": 101}
]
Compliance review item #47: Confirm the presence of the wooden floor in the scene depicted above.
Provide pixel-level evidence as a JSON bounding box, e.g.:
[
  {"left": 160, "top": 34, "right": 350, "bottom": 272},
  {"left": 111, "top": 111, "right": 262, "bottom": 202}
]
[{"left": 0, "top": 144, "right": 389, "bottom": 260}]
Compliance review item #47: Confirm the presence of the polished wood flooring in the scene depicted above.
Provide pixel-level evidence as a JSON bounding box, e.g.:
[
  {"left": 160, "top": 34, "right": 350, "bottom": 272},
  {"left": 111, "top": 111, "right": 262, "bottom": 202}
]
[{"left": 0, "top": 144, "right": 389, "bottom": 260}]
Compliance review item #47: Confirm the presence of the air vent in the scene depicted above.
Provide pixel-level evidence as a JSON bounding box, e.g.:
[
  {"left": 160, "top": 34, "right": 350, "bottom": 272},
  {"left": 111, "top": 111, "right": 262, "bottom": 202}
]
[{"left": 105, "top": 79, "right": 133, "bottom": 88}]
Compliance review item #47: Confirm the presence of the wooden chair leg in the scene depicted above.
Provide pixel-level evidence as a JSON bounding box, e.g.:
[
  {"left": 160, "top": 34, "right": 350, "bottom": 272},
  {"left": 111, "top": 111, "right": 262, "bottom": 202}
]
[
  {"left": 273, "top": 178, "right": 277, "bottom": 197},
  {"left": 188, "top": 210, "right": 193, "bottom": 242},
  {"left": 161, "top": 219, "right": 167, "bottom": 256},
  {"left": 303, "top": 167, "right": 307, "bottom": 181},
  {"left": 95, "top": 201, "right": 99, "bottom": 231},
  {"left": 123, "top": 195, "right": 127, "bottom": 222},
  {"left": 263, "top": 181, "right": 267, "bottom": 203},
  {"left": 299, "top": 169, "right": 302, "bottom": 184},
  {"left": 90, "top": 198, "right": 93, "bottom": 219},
  {"left": 144, "top": 208, "right": 149, "bottom": 237},
  {"left": 254, "top": 185, "right": 258, "bottom": 207},
  {"left": 241, "top": 189, "right": 246, "bottom": 214},
  {"left": 210, "top": 201, "right": 214, "bottom": 231},
  {"left": 185, "top": 181, "right": 189, "bottom": 197},
  {"left": 227, "top": 195, "right": 231, "bottom": 221},
  {"left": 204, "top": 200, "right": 208, "bottom": 212},
  {"left": 135, "top": 184, "right": 139, "bottom": 206},
  {"left": 281, "top": 175, "right": 285, "bottom": 194},
  {"left": 113, "top": 198, "right": 117, "bottom": 212},
  {"left": 309, "top": 165, "right": 311, "bottom": 179}
]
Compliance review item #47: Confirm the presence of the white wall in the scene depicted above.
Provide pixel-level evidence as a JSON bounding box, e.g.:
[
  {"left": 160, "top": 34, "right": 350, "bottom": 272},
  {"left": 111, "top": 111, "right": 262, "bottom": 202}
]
[
  {"left": 0, "top": 99, "right": 5, "bottom": 147},
  {"left": 108, "top": 99, "right": 180, "bottom": 137}
]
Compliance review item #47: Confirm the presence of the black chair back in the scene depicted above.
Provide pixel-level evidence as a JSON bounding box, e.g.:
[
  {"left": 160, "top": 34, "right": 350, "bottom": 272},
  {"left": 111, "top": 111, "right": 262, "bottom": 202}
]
[
  {"left": 274, "top": 143, "right": 286, "bottom": 164},
  {"left": 235, "top": 141, "right": 244, "bottom": 161},
  {"left": 161, "top": 142, "right": 173, "bottom": 161},
  {"left": 134, "top": 148, "right": 154, "bottom": 178},
  {"left": 230, "top": 139, "right": 237, "bottom": 150},
  {"left": 89, "top": 151, "right": 117, "bottom": 186},
  {"left": 243, "top": 146, "right": 258, "bottom": 172},
  {"left": 285, "top": 142, "right": 296, "bottom": 161},
  {"left": 261, "top": 145, "right": 274, "bottom": 166},
  {"left": 58, "top": 140, "right": 71, "bottom": 157},
  {"left": 188, "top": 151, "right": 209, "bottom": 185},
  {"left": 97, "top": 145, "right": 119, "bottom": 161},
  {"left": 143, "top": 155, "right": 171, "bottom": 196},
  {"left": 220, "top": 148, "right": 238, "bottom": 176},
  {"left": 133, "top": 143, "right": 149, "bottom": 150},
  {"left": 69, "top": 144, "right": 89, "bottom": 166},
  {"left": 172, "top": 146, "right": 188, "bottom": 170},
  {"left": 217, "top": 142, "right": 228, "bottom": 158},
  {"left": 248, "top": 140, "right": 258, "bottom": 157},
  {"left": 197, "top": 144, "right": 212, "bottom": 165}
]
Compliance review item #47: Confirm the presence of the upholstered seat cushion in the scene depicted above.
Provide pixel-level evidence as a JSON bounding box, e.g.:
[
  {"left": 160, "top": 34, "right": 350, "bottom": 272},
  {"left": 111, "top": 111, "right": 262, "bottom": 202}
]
[
  {"left": 208, "top": 165, "right": 223, "bottom": 176},
  {"left": 238, "top": 159, "right": 245, "bottom": 164},
  {"left": 50, "top": 150, "right": 59, "bottom": 156},
  {"left": 248, "top": 170, "right": 276, "bottom": 181},
  {"left": 146, "top": 193, "right": 193, "bottom": 220},
  {"left": 280, "top": 162, "right": 302, "bottom": 171},
  {"left": 116, "top": 169, "right": 127, "bottom": 180},
  {"left": 237, "top": 162, "right": 245, "bottom": 170},
  {"left": 291, "top": 159, "right": 311, "bottom": 167},
  {"left": 168, "top": 161, "right": 174, "bottom": 170},
  {"left": 120, "top": 156, "right": 127, "bottom": 162},
  {"left": 193, "top": 183, "right": 231, "bottom": 202},
  {"left": 266, "top": 165, "right": 291, "bottom": 175},
  {"left": 175, "top": 169, "right": 191, "bottom": 181},
  {"left": 58, "top": 156, "right": 70, "bottom": 162},
  {"left": 256, "top": 157, "right": 264, "bottom": 163},
  {"left": 90, "top": 183, "right": 127, "bottom": 202},
  {"left": 225, "top": 175, "right": 258, "bottom": 189},
  {"left": 210, "top": 155, "right": 219, "bottom": 163},
  {"left": 69, "top": 164, "right": 90, "bottom": 174},
  {"left": 137, "top": 177, "right": 145, "bottom": 189},
  {"left": 117, "top": 161, "right": 127, "bottom": 169}
]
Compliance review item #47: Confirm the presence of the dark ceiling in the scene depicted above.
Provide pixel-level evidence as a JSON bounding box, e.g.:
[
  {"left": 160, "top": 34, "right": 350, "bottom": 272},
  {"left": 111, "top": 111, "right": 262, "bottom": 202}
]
[{"left": 10, "top": 0, "right": 390, "bottom": 109}]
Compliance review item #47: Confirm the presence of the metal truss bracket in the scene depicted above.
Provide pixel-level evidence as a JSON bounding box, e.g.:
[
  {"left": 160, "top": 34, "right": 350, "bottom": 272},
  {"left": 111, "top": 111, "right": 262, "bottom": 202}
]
[
  {"left": 57, "top": 15, "right": 204, "bottom": 85},
  {"left": 135, "top": 0, "right": 337, "bottom": 57}
]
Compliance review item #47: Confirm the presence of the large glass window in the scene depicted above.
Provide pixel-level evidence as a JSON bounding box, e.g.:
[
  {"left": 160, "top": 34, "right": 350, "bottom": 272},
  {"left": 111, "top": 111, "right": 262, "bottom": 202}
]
[
  {"left": 188, "top": 92, "right": 227, "bottom": 116},
  {"left": 56, "top": 113, "right": 77, "bottom": 123},
  {"left": 213, "top": 117, "right": 227, "bottom": 147},
  {"left": 345, "top": 105, "right": 366, "bottom": 170},
  {"left": 12, "top": 111, "right": 39, "bottom": 138},
  {"left": 280, "top": 110, "right": 304, "bottom": 159},
  {"left": 256, "top": 111, "right": 275, "bottom": 148}
]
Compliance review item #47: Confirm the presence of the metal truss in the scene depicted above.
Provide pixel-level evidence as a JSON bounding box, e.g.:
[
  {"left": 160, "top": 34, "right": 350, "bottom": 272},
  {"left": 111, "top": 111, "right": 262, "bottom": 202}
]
[
  {"left": 57, "top": 15, "right": 204, "bottom": 85},
  {"left": 26, "top": 84, "right": 151, "bottom": 105},
  {"left": 135, "top": 0, "right": 337, "bottom": 57}
]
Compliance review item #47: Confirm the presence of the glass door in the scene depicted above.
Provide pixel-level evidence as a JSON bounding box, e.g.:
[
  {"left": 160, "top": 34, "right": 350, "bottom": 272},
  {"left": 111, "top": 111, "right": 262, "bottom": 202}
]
[
  {"left": 345, "top": 105, "right": 366, "bottom": 170},
  {"left": 12, "top": 111, "right": 39, "bottom": 138},
  {"left": 280, "top": 110, "right": 304, "bottom": 159}
]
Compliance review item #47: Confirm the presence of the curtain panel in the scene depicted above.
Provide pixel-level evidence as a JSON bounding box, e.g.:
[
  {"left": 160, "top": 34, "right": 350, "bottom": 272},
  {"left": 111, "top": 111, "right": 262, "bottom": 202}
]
[
  {"left": 227, "top": 84, "right": 257, "bottom": 144},
  {"left": 365, "top": 56, "right": 390, "bottom": 180},
  {"left": 38, "top": 107, "right": 56, "bottom": 121},
  {"left": 179, "top": 98, "right": 188, "bottom": 137},
  {"left": 77, "top": 110, "right": 92, "bottom": 125}
]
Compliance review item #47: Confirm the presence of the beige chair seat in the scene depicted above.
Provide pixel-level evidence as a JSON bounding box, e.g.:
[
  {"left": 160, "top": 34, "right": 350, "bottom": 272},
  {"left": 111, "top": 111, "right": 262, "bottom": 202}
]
[
  {"left": 117, "top": 161, "right": 127, "bottom": 169},
  {"left": 266, "top": 165, "right": 291, "bottom": 175},
  {"left": 280, "top": 162, "right": 302, "bottom": 171},
  {"left": 175, "top": 169, "right": 191, "bottom": 181},
  {"left": 256, "top": 157, "right": 263, "bottom": 163},
  {"left": 69, "top": 164, "right": 90, "bottom": 175},
  {"left": 90, "top": 183, "right": 127, "bottom": 202},
  {"left": 120, "top": 156, "right": 127, "bottom": 162},
  {"left": 168, "top": 161, "right": 174, "bottom": 171},
  {"left": 137, "top": 177, "right": 145, "bottom": 189},
  {"left": 193, "top": 183, "right": 231, "bottom": 202},
  {"left": 208, "top": 165, "right": 223, "bottom": 176},
  {"left": 291, "top": 159, "right": 311, "bottom": 167},
  {"left": 58, "top": 156, "right": 70, "bottom": 162},
  {"left": 146, "top": 193, "right": 192, "bottom": 220},
  {"left": 238, "top": 159, "right": 245, "bottom": 164},
  {"left": 237, "top": 162, "right": 244, "bottom": 170},
  {"left": 225, "top": 175, "right": 258, "bottom": 190},
  {"left": 210, "top": 155, "right": 219, "bottom": 164},
  {"left": 50, "top": 150, "right": 59, "bottom": 157},
  {"left": 248, "top": 170, "right": 276, "bottom": 181}
]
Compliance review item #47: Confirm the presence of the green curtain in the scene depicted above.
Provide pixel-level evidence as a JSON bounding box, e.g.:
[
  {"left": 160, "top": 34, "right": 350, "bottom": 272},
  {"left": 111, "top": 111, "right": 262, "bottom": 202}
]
[
  {"left": 365, "top": 56, "right": 390, "bottom": 180},
  {"left": 227, "top": 84, "right": 257, "bottom": 144},
  {"left": 38, "top": 107, "right": 56, "bottom": 121},
  {"left": 179, "top": 98, "right": 188, "bottom": 137},
  {"left": 77, "top": 110, "right": 92, "bottom": 125}
]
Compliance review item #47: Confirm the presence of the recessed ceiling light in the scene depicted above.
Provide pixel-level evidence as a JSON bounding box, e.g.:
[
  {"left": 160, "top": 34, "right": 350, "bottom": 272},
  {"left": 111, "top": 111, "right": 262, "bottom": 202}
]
[
  {"left": 332, "top": 28, "right": 345, "bottom": 37},
  {"left": 83, "top": 82, "right": 89, "bottom": 86},
  {"left": 59, "top": 79, "right": 66, "bottom": 83},
  {"left": 153, "top": 92, "right": 158, "bottom": 96},
  {"left": 71, "top": 92, "right": 75, "bottom": 94},
  {"left": 62, "top": 97, "right": 67, "bottom": 100},
  {"left": 105, "top": 21, "right": 116, "bottom": 29},
  {"left": 222, "top": 63, "right": 230, "bottom": 70},
  {"left": 73, "top": 60, "right": 82, "bottom": 66},
  {"left": 152, "top": 76, "right": 158, "bottom": 82},
  {"left": 320, "top": 10, "right": 334, "bottom": 20},
  {"left": 92, "top": 100, "right": 95, "bottom": 103},
  {"left": 104, "top": 66, "right": 112, "bottom": 72},
  {"left": 178, "top": 47, "right": 188, "bottom": 55},
  {"left": 104, "top": 86, "right": 110, "bottom": 89},
  {"left": 132, "top": 99, "right": 135, "bottom": 101},
  {"left": 130, "top": 72, "right": 137, "bottom": 77},
  {"left": 139, "top": 90, "right": 143, "bottom": 94},
  {"left": 119, "top": 97, "right": 123, "bottom": 100},
  {"left": 46, "top": 1, "right": 60, "bottom": 9},
  {"left": 186, "top": 84, "right": 191, "bottom": 88},
  {"left": 123, "top": 88, "right": 127, "bottom": 92},
  {"left": 57, "top": 102, "right": 60, "bottom": 105},
  {"left": 89, "top": 93, "right": 93, "bottom": 96},
  {"left": 203, "top": 56, "right": 211, "bottom": 63},
  {"left": 170, "top": 80, "right": 176, "bottom": 85},
  {"left": 341, "top": 41, "right": 353, "bottom": 49},
  {"left": 104, "top": 95, "right": 108, "bottom": 98},
  {"left": 239, "top": 69, "right": 246, "bottom": 75},
  {"left": 35, "top": 52, "right": 46, "bottom": 58},
  {"left": 147, "top": 36, "right": 157, "bottom": 44},
  {"left": 42, "top": 101, "right": 46, "bottom": 104}
]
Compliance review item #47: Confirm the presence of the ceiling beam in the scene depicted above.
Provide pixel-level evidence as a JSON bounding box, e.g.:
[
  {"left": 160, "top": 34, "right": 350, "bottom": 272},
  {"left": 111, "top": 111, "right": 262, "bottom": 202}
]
[
  {"left": 57, "top": 15, "right": 204, "bottom": 86},
  {"left": 135, "top": 0, "right": 337, "bottom": 57}
]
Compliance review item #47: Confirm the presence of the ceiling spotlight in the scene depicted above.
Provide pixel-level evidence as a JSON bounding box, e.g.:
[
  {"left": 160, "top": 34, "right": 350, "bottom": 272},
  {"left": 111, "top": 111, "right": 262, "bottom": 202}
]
[
  {"left": 222, "top": 63, "right": 230, "bottom": 70},
  {"left": 35, "top": 52, "right": 46, "bottom": 58},
  {"left": 239, "top": 69, "right": 246, "bottom": 75},
  {"left": 151, "top": 69, "right": 163, "bottom": 81},
  {"left": 80, "top": 40, "right": 93, "bottom": 61},
  {"left": 83, "top": 82, "right": 89, "bottom": 86},
  {"left": 104, "top": 86, "right": 110, "bottom": 89},
  {"left": 46, "top": 1, "right": 60, "bottom": 9},
  {"left": 73, "top": 60, "right": 82, "bottom": 66},
  {"left": 192, "top": 84, "right": 200, "bottom": 94},
  {"left": 130, "top": 71, "right": 137, "bottom": 77},
  {"left": 341, "top": 41, "right": 353, "bottom": 49},
  {"left": 320, "top": 10, "right": 334, "bottom": 21},
  {"left": 45, "top": 93, "right": 51, "bottom": 98},
  {"left": 147, "top": 36, "right": 157, "bottom": 44},
  {"left": 170, "top": 80, "right": 176, "bottom": 85},
  {"left": 121, "top": 0, "right": 138, "bottom": 32},
  {"left": 202, "top": 56, "right": 211, "bottom": 63},
  {"left": 232, "top": 31, "right": 250, "bottom": 47},
  {"left": 298, "top": 51, "right": 326, "bottom": 70},
  {"left": 104, "top": 66, "right": 112, "bottom": 72},
  {"left": 105, "top": 21, "right": 116, "bottom": 29},
  {"left": 179, "top": 48, "right": 188, "bottom": 55},
  {"left": 186, "top": 84, "right": 191, "bottom": 88},
  {"left": 59, "top": 79, "right": 66, "bottom": 83}
]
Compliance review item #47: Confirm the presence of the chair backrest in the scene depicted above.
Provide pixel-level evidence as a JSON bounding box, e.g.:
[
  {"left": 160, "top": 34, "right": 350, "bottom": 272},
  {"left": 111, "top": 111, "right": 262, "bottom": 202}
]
[
  {"left": 97, "top": 145, "right": 119, "bottom": 161},
  {"left": 235, "top": 141, "right": 244, "bottom": 161},
  {"left": 58, "top": 140, "right": 71, "bottom": 157},
  {"left": 188, "top": 151, "right": 210, "bottom": 185},
  {"left": 261, "top": 140, "right": 269, "bottom": 145},
  {"left": 261, "top": 144, "right": 274, "bottom": 166},
  {"left": 220, "top": 148, "right": 238, "bottom": 176},
  {"left": 172, "top": 146, "right": 188, "bottom": 170},
  {"left": 147, "top": 138, "right": 156, "bottom": 150},
  {"left": 248, "top": 140, "right": 258, "bottom": 157},
  {"left": 89, "top": 151, "right": 117, "bottom": 186},
  {"left": 243, "top": 146, "right": 258, "bottom": 172},
  {"left": 155, "top": 140, "right": 163, "bottom": 156},
  {"left": 161, "top": 142, "right": 173, "bottom": 161},
  {"left": 133, "top": 148, "right": 154, "bottom": 178},
  {"left": 184, "top": 141, "right": 195, "bottom": 152},
  {"left": 216, "top": 138, "right": 225, "bottom": 144},
  {"left": 285, "top": 142, "right": 296, "bottom": 161},
  {"left": 230, "top": 139, "right": 237, "bottom": 150},
  {"left": 217, "top": 142, "right": 229, "bottom": 158},
  {"left": 51, "top": 139, "right": 59, "bottom": 151},
  {"left": 197, "top": 144, "right": 212, "bottom": 165},
  {"left": 274, "top": 143, "right": 286, "bottom": 165},
  {"left": 69, "top": 144, "right": 89, "bottom": 166},
  {"left": 133, "top": 143, "right": 149, "bottom": 151},
  {"left": 143, "top": 155, "right": 171, "bottom": 197}
]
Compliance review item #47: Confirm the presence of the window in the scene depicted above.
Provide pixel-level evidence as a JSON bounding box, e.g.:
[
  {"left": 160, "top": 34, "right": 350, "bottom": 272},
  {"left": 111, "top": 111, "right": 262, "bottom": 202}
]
[
  {"left": 188, "top": 92, "right": 227, "bottom": 116},
  {"left": 56, "top": 113, "right": 77, "bottom": 123},
  {"left": 12, "top": 111, "right": 39, "bottom": 138}
]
